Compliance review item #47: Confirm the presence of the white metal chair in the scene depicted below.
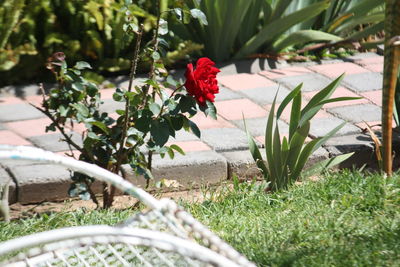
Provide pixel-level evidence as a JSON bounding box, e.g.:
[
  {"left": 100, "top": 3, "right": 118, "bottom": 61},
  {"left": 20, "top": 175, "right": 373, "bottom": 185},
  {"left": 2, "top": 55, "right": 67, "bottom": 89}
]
[{"left": 0, "top": 146, "right": 255, "bottom": 267}]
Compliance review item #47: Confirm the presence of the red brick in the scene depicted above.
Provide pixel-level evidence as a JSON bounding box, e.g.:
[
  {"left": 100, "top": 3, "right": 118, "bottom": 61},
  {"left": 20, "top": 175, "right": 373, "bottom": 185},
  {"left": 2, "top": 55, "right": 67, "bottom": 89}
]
[
  {"left": 363, "top": 63, "right": 383, "bottom": 73},
  {"left": 5, "top": 118, "right": 56, "bottom": 137},
  {"left": 0, "top": 96, "right": 24, "bottom": 105},
  {"left": 0, "top": 130, "right": 32, "bottom": 146},
  {"left": 25, "top": 95, "right": 45, "bottom": 106},
  {"left": 308, "top": 62, "right": 369, "bottom": 78},
  {"left": 360, "top": 90, "right": 381, "bottom": 106},
  {"left": 215, "top": 99, "right": 267, "bottom": 120},
  {"left": 218, "top": 73, "right": 276, "bottom": 91},
  {"left": 166, "top": 140, "right": 211, "bottom": 152},
  {"left": 259, "top": 66, "right": 313, "bottom": 80},
  {"left": 191, "top": 113, "right": 234, "bottom": 129},
  {"left": 304, "top": 87, "right": 367, "bottom": 108}
]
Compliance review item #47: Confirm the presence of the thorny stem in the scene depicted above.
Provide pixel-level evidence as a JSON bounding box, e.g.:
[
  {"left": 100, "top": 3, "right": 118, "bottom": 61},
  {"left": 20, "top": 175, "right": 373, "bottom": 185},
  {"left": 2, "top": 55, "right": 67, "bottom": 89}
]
[{"left": 106, "top": 24, "right": 144, "bottom": 208}]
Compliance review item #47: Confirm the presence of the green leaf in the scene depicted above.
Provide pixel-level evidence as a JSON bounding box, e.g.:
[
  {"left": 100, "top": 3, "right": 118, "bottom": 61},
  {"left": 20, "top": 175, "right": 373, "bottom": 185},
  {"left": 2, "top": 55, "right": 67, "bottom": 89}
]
[
  {"left": 190, "top": 8, "right": 208, "bottom": 25},
  {"left": 204, "top": 101, "right": 217, "bottom": 120},
  {"left": 300, "top": 74, "right": 344, "bottom": 126},
  {"left": 189, "top": 120, "right": 201, "bottom": 138},
  {"left": 311, "top": 122, "right": 345, "bottom": 154},
  {"left": 289, "top": 88, "right": 302, "bottom": 140},
  {"left": 235, "top": 0, "right": 330, "bottom": 58},
  {"left": 277, "top": 83, "right": 302, "bottom": 119},
  {"left": 159, "top": 18, "right": 168, "bottom": 35},
  {"left": 167, "top": 147, "right": 175, "bottom": 159},
  {"left": 149, "top": 102, "right": 161, "bottom": 115},
  {"left": 70, "top": 103, "right": 89, "bottom": 117},
  {"left": 302, "top": 152, "right": 354, "bottom": 178},
  {"left": 150, "top": 120, "right": 170, "bottom": 146},
  {"left": 286, "top": 121, "right": 310, "bottom": 173},
  {"left": 272, "top": 30, "right": 342, "bottom": 52},
  {"left": 290, "top": 137, "right": 320, "bottom": 182},
  {"left": 74, "top": 61, "right": 92, "bottom": 70},
  {"left": 244, "top": 118, "right": 269, "bottom": 178},
  {"left": 170, "top": 144, "right": 185, "bottom": 155},
  {"left": 88, "top": 121, "right": 110, "bottom": 134},
  {"left": 317, "top": 96, "right": 361, "bottom": 106}
]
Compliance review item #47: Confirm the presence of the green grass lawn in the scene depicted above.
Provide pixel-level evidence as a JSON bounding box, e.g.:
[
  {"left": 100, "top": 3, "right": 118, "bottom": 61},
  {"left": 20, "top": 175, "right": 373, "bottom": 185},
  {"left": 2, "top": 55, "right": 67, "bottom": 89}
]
[{"left": 1, "top": 170, "right": 400, "bottom": 266}]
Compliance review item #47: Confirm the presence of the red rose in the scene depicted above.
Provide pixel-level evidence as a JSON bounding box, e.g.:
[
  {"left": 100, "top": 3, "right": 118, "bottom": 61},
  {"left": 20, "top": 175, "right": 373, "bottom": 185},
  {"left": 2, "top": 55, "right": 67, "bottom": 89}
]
[{"left": 184, "top": 57, "right": 220, "bottom": 106}]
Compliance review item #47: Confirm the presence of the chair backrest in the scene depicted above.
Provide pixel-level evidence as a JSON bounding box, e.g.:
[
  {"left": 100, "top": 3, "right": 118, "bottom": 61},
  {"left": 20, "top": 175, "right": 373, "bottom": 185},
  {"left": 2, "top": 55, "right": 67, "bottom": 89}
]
[{"left": 0, "top": 146, "right": 255, "bottom": 267}]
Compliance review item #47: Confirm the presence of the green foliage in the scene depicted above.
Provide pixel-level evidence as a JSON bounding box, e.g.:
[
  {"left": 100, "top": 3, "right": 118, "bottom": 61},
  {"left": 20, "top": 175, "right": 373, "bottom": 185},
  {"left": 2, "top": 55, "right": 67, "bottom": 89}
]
[
  {"left": 245, "top": 75, "right": 358, "bottom": 190},
  {"left": 0, "top": 0, "right": 203, "bottom": 86},
  {"left": 174, "top": 0, "right": 384, "bottom": 61}
]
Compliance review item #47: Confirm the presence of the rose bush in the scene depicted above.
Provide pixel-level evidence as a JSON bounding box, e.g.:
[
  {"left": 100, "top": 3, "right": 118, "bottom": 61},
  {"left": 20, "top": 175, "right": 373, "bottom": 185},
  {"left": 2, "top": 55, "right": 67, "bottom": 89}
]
[
  {"left": 184, "top": 57, "right": 220, "bottom": 106},
  {"left": 35, "top": 3, "right": 215, "bottom": 208}
]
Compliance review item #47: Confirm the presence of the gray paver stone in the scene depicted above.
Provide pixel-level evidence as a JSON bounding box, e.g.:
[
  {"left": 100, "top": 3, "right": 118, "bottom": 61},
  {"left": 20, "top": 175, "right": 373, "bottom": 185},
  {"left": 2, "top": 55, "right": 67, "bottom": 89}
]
[
  {"left": 328, "top": 104, "right": 381, "bottom": 123},
  {"left": 240, "top": 86, "right": 290, "bottom": 105},
  {"left": 324, "top": 134, "right": 377, "bottom": 168},
  {"left": 200, "top": 128, "right": 249, "bottom": 152},
  {"left": 342, "top": 72, "right": 383, "bottom": 92},
  {"left": 309, "top": 117, "right": 360, "bottom": 138},
  {"left": 306, "top": 147, "right": 330, "bottom": 169},
  {"left": 215, "top": 86, "right": 242, "bottom": 101},
  {"left": 10, "top": 164, "right": 72, "bottom": 204},
  {"left": 221, "top": 150, "right": 263, "bottom": 179},
  {"left": 121, "top": 151, "right": 228, "bottom": 189},
  {"left": 218, "top": 58, "right": 288, "bottom": 76},
  {"left": 0, "top": 167, "right": 17, "bottom": 204},
  {"left": 275, "top": 73, "right": 332, "bottom": 92},
  {"left": 173, "top": 130, "right": 200, "bottom": 142},
  {"left": 0, "top": 103, "right": 45, "bottom": 122},
  {"left": 0, "top": 123, "right": 5, "bottom": 130},
  {"left": 99, "top": 98, "right": 124, "bottom": 114},
  {"left": 28, "top": 132, "right": 83, "bottom": 152},
  {"left": 347, "top": 52, "right": 380, "bottom": 61}
]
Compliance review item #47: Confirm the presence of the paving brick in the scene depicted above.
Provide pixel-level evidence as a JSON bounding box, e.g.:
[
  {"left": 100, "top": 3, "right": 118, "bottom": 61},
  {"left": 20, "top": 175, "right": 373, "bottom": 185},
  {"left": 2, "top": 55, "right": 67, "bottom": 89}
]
[
  {"left": 363, "top": 63, "right": 383, "bottom": 73},
  {"left": 324, "top": 134, "right": 374, "bottom": 157},
  {"left": 215, "top": 99, "right": 267, "bottom": 120},
  {"left": 0, "top": 130, "right": 32, "bottom": 146},
  {"left": 0, "top": 96, "right": 24, "bottom": 105},
  {"left": 0, "top": 124, "right": 5, "bottom": 130},
  {"left": 328, "top": 104, "right": 381, "bottom": 123},
  {"left": 275, "top": 73, "right": 333, "bottom": 92},
  {"left": 260, "top": 66, "right": 313, "bottom": 80},
  {"left": 200, "top": 128, "right": 249, "bottom": 152},
  {"left": 264, "top": 102, "right": 330, "bottom": 124},
  {"left": 1, "top": 84, "right": 43, "bottom": 98},
  {"left": 221, "top": 150, "right": 262, "bottom": 179},
  {"left": 347, "top": 52, "right": 380, "bottom": 60},
  {"left": 353, "top": 56, "right": 384, "bottom": 66},
  {"left": 240, "top": 85, "right": 291, "bottom": 105},
  {"left": 214, "top": 86, "right": 243, "bottom": 101},
  {"left": 233, "top": 117, "right": 289, "bottom": 137},
  {"left": 342, "top": 72, "right": 383, "bottom": 92},
  {"left": 308, "top": 62, "right": 369, "bottom": 78},
  {"left": 218, "top": 73, "right": 276, "bottom": 91},
  {"left": 173, "top": 130, "right": 199, "bottom": 141},
  {"left": 28, "top": 132, "right": 83, "bottom": 152},
  {"left": 165, "top": 140, "right": 211, "bottom": 152},
  {"left": 55, "top": 150, "right": 82, "bottom": 158},
  {"left": 99, "top": 98, "right": 125, "bottom": 113},
  {"left": 25, "top": 95, "right": 45, "bottom": 106},
  {"left": 5, "top": 117, "right": 55, "bottom": 137},
  {"left": 304, "top": 87, "right": 367, "bottom": 108},
  {"left": 0, "top": 103, "right": 45, "bottom": 122},
  {"left": 217, "top": 58, "right": 288, "bottom": 76},
  {"left": 99, "top": 88, "right": 116, "bottom": 100},
  {"left": 121, "top": 151, "right": 228, "bottom": 188},
  {"left": 360, "top": 90, "right": 382, "bottom": 106},
  {"left": 190, "top": 112, "right": 234, "bottom": 129},
  {"left": 0, "top": 167, "right": 17, "bottom": 204},
  {"left": 309, "top": 117, "right": 360, "bottom": 138},
  {"left": 10, "top": 164, "right": 72, "bottom": 204}
]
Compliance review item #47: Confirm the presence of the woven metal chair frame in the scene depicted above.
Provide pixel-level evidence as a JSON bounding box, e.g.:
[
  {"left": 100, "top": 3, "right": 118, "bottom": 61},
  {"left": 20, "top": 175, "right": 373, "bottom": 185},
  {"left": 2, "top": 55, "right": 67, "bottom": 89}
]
[{"left": 0, "top": 146, "right": 255, "bottom": 267}]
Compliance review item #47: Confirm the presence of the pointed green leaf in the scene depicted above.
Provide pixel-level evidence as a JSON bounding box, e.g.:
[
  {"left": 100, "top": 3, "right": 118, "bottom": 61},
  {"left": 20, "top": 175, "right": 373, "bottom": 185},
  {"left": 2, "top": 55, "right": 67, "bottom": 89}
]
[
  {"left": 189, "top": 120, "right": 201, "bottom": 138},
  {"left": 302, "top": 152, "right": 354, "bottom": 178},
  {"left": 277, "top": 83, "right": 302, "bottom": 119},
  {"left": 289, "top": 89, "right": 302, "bottom": 140},
  {"left": 170, "top": 144, "right": 185, "bottom": 155}
]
